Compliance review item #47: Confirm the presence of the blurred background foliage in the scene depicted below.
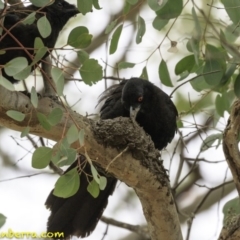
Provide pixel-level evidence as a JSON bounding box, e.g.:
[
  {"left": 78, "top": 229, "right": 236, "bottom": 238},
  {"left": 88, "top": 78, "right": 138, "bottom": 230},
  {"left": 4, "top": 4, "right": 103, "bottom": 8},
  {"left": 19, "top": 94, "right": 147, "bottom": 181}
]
[{"left": 1, "top": 0, "right": 240, "bottom": 239}]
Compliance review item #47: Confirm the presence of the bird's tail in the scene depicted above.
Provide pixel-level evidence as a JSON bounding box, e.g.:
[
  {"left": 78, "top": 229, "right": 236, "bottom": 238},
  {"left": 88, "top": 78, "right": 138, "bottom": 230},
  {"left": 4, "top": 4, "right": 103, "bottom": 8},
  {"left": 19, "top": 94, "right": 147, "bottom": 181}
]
[{"left": 45, "top": 157, "right": 117, "bottom": 239}]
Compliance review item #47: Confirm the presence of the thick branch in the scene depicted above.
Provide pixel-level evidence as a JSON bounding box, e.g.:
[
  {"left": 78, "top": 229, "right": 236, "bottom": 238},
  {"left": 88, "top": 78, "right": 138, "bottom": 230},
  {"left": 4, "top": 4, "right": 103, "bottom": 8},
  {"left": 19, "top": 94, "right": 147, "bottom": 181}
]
[
  {"left": 0, "top": 86, "right": 182, "bottom": 240},
  {"left": 222, "top": 100, "right": 240, "bottom": 195},
  {"left": 220, "top": 100, "right": 240, "bottom": 240}
]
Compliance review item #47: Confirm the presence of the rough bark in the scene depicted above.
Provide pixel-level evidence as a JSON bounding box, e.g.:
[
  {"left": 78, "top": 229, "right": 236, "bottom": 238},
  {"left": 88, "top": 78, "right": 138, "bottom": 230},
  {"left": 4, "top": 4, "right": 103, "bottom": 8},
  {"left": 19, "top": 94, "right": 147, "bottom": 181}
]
[
  {"left": 220, "top": 100, "right": 240, "bottom": 240},
  {"left": 0, "top": 85, "right": 183, "bottom": 240}
]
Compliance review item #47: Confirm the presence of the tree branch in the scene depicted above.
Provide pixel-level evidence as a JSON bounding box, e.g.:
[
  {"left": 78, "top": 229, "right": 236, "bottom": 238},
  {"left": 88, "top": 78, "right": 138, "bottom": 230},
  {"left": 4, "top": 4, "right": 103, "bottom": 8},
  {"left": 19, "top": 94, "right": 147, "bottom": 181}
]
[
  {"left": 220, "top": 100, "right": 240, "bottom": 239},
  {"left": 101, "top": 216, "right": 150, "bottom": 239},
  {"left": 0, "top": 85, "right": 182, "bottom": 240}
]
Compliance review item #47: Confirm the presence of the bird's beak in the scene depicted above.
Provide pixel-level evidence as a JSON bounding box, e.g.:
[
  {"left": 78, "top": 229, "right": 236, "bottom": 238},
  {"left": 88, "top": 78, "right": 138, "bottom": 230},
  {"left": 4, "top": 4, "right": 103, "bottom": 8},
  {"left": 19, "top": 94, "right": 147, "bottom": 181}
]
[{"left": 130, "top": 105, "right": 140, "bottom": 120}]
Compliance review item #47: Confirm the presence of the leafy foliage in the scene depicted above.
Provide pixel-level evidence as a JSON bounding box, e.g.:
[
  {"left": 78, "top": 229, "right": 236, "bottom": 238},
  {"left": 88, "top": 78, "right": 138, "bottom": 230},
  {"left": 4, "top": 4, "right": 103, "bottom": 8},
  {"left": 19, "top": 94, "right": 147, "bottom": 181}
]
[
  {"left": 6, "top": 110, "right": 25, "bottom": 122},
  {"left": 32, "top": 147, "right": 52, "bottom": 169},
  {"left": 2, "top": 0, "right": 240, "bottom": 238},
  {"left": 0, "top": 214, "right": 6, "bottom": 229},
  {"left": 53, "top": 167, "right": 80, "bottom": 198}
]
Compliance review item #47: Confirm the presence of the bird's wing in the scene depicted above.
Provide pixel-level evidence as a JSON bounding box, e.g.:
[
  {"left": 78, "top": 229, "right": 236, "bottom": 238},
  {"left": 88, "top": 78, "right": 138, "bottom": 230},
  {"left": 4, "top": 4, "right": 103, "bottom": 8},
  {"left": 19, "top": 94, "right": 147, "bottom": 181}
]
[{"left": 98, "top": 80, "right": 129, "bottom": 119}]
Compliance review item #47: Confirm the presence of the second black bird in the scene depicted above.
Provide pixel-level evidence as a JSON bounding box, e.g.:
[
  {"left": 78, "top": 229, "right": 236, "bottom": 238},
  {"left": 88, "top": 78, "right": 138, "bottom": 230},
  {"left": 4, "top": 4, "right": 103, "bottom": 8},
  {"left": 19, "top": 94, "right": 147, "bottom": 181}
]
[
  {"left": 45, "top": 77, "right": 178, "bottom": 238},
  {"left": 0, "top": 0, "right": 79, "bottom": 83}
]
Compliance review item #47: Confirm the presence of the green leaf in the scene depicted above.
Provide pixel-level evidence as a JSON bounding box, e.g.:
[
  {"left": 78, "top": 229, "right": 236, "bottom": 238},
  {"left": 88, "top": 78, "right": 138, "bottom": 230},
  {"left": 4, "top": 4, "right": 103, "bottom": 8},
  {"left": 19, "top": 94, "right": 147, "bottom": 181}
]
[
  {"left": 30, "top": 0, "right": 52, "bottom": 7},
  {"left": 52, "top": 142, "right": 77, "bottom": 167},
  {"left": 34, "top": 37, "right": 45, "bottom": 50},
  {"left": 37, "top": 16, "right": 51, "bottom": 38},
  {"left": 22, "top": 12, "right": 36, "bottom": 25},
  {"left": 147, "top": 0, "right": 168, "bottom": 11},
  {"left": 37, "top": 112, "right": 51, "bottom": 131},
  {"left": 203, "top": 45, "right": 225, "bottom": 86},
  {"left": 0, "top": 75, "right": 15, "bottom": 91},
  {"left": 0, "top": 214, "right": 6, "bottom": 228},
  {"left": 118, "top": 62, "right": 135, "bottom": 69},
  {"left": 77, "top": 50, "right": 89, "bottom": 63},
  {"left": 177, "top": 119, "right": 183, "bottom": 128},
  {"left": 52, "top": 140, "right": 77, "bottom": 167},
  {"left": 79, "top": 59, "right": 103, "bottom": 85},
  {"left": 59, "top": 148, "right": 77, "bottom": 166},
  {"left": 156, "top": 0, "right": 183, "bottom": 20},
  {"left": 92, "top": 0, "right": 101, "bottom": 10},
  {"left": 99, "top": 176, "right": 107, "bottom": 190},
  {"left": 152, "top": 17, "right": 169, "bottom": 31},
  {"left": 20, "top": 127, "right": 30, "bottom": 138},
  {"left": 221, "top": 0, "right": 240, "bottom": 24},
  {"left": 30, "top": 87, "right": 38, "bottom": 108},
  {"left": 4, "top": 57, "right": 28, "bottom": 77},
  {"left": 223, "top": 197, "right": 240, "bottom": 225},
  {"left": 192, "top": 7, "right": 201, "bottom": 38},
  {"left": 51, "top": 67, "right": 64, "bottom": 96},
  {"left": 177, "top": 71, "right": 189, "bottom": 82},
  {"left": 67, "top": 26, "right": 92, "bottom": 48},
  {"left": 109, "top": 24, "right": 123, "bottom": 54},
  {"left": 79, "top": 129, "right": 85, "bottom": 147},
  {"left": 105, "top": 19, "right": 118, "bottom": 34},
  {"left": 200, "top": 133, "right": 222, "bottom": 152},
  {"left": 136, "top": 16, "right": 146, "bottom": 44},
  {"left": 187, "top": 37, "right": 200, "bottom": 65},
  {"left": 140, "top": 67, "right": 148, "bottom": 80},
  {"left": 87, "top": 179, "right": 100, "bottom": 198},
  {"left": 175, "top": 55, "right": 195, "bottom": 75},
  {"left": 127, "top": 0, "right": 138, "bottom": 4},
  {"left": 221, "top": 62, "right": 237, "bottom": 85},
  {"left": 66, "top": 125, "right": 79, "bottom": 144},
  {"left": 159, "top": 60, "right": 173, "bottom": 87},
  {"left": 225, "top": 24, "right": 240, "bottom": 43},
  {"left": 53, "top": 168, "right": 80, "bottom": 198},
  {"left": 0, "top": 1, "right": 4, "bottom": 9},
  {"left": 77, "top": 0, "right": 93, "bottom": 15},
  {"left": 91, "top": 164, "right": 100, "bottom": 184},
  {"left": 13, "top": 66, "right": 32, "bottom": 81},
  {"left": 190, "top": 76, "right": 210, "bottom": 92},
  {"left": 48, "top": 108, "right": 63, "bottom": 126},
  {"left": 215, "top": 93, "right": 230, "bottom": 117},
  {"left": 234, "top": 74, "right": 240, "bottom": 98},
  {"left": 6, "top": 110, "right": 25, "bottom": 122},
  {"left": 32, "top": 147, "right": 52, "bottom": 169},
  {"left": 33, "top": 38, "right": 48, "bottom": 64},
  {"left": 123, "top": 1, "right": 131, "bottom": 14}
]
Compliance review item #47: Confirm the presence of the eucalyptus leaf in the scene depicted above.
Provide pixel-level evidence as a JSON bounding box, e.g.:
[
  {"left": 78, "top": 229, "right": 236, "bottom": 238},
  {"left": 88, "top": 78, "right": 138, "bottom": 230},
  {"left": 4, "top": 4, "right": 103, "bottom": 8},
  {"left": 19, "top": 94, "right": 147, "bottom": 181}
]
[
  {"left": 0, "top": 75, "right": 15, "bottom": 91},
  {"left": 30, "top": 87, "right": 38, "bottom": 108},
  {"left": 136, "top": 16, "right": 146, "bottom": 44},
  {"left": 48, "top": 108, "right": 63, "bottom": 126},
  {"left": 21, "top": 127, "right": 30, "bottom": 138},
  {"left": 79, "top": 59, "right": 103, "bottom": 85},
  {"left": 37, "top": 16, "right": 51, "bottom": 38},
  {"left": 87, "top": 179, "right": 100, "bottom": 198},
  {"left": 53, "top": 168, "right": 80, "bottom": 198},
  {"left": 0, "top": 214, "right": 6, "bottom": 228},
  {"left": 32, "top": 147, "right": 52, "bottom": 169},
  {"left": 67, "top": 125, "right": 79, "bottom": 144},
  {"left": 6, "top": 110, "right": 25, "bottom": 122},
  {"left": 109, "top": 24, "right": 123, "bottom": 54},
  {"left": 159, "top": 60, "right": 173, "bottom": 87}
]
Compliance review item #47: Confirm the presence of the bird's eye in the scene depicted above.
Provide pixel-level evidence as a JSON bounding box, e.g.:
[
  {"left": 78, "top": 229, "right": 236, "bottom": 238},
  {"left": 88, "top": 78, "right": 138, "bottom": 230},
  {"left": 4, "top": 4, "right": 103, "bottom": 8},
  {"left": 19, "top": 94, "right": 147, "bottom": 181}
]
[
  {"left": 138, "top": 96, "right": 143, "bottom": 102},
  {"left": 57, "top": 2, "right": 63, "bottom": 7}
]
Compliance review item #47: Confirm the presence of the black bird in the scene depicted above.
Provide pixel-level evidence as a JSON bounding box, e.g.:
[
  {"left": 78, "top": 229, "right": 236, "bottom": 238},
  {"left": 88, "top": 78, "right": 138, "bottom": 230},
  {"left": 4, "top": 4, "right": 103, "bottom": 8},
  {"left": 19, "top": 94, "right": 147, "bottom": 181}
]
[
  {"left": 0, "top": 0, "right": 79, "bottom": 83},
  {"left": 45, "top": 77, "right": 178, "bottom": 238}
]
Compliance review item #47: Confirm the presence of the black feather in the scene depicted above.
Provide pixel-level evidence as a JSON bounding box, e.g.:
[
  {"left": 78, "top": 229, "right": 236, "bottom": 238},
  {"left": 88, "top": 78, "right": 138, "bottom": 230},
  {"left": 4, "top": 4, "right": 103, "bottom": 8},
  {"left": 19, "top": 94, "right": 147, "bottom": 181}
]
[
  {"left": 0, "top": 0, "right": 79, "bottom": 83},
  {"left": 45, "top": 77, "right": 178, "bottom": 238}
]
